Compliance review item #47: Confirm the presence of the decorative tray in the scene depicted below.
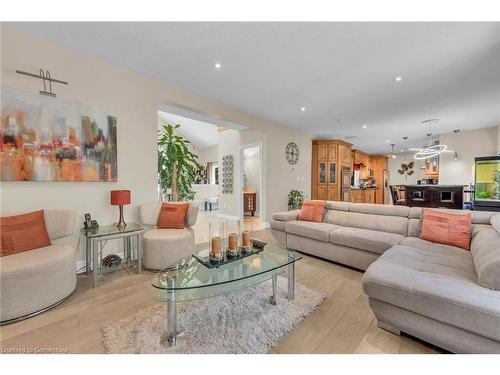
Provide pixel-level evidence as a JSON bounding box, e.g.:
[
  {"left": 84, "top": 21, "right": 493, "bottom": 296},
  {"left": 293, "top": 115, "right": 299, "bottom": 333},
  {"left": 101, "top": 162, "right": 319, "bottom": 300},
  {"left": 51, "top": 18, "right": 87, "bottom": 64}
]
[{"left": 192, "top": 240, "right": 267, "bottom": 269}]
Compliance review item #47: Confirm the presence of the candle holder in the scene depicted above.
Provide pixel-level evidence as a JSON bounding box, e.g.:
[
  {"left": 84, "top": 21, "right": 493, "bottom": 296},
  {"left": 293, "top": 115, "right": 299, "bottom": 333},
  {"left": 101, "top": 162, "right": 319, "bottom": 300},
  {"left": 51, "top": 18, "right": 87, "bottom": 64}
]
[
  {"left": 241, "top": 220, "right": 253, "bottom": 254},
  {"left": 225, "top": 218, "right": 241, "bottom": 258},
  {"left": 209, "top": 220, "right": 225, "bottom": 264}
]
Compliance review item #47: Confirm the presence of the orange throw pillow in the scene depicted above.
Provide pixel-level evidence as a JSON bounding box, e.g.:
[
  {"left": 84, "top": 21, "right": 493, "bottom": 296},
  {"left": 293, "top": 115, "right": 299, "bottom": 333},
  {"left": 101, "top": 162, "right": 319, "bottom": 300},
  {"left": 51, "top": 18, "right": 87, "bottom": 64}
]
[
  {"left": 0, "top": 210, "right": 51, "bottom": 257},
  {"left": 419, "top": 209, "right": 472, "bottom": 250},
  {"left": 157, "top": 203, "right": 189, "bottom": 229},
  {"left": 298, "top": 200, "right": 326, "bottom": 223}
]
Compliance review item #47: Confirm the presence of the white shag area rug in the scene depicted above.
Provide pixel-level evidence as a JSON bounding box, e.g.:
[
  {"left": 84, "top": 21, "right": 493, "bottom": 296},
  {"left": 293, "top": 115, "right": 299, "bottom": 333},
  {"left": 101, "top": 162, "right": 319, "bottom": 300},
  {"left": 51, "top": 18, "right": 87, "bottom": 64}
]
[{"left": 102, "top": 277, "right": 325, "bottom": 354}]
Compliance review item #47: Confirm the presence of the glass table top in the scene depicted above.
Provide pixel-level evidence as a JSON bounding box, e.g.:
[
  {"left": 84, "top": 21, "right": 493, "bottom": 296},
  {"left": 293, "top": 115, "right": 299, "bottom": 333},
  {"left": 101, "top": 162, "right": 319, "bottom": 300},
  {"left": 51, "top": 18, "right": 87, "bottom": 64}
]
[
  {"left": 80, "top": 223, "right": 145, "bottom": 238},
  {"left": 152, "top": 242, "right": 302, "bottom": 303}
]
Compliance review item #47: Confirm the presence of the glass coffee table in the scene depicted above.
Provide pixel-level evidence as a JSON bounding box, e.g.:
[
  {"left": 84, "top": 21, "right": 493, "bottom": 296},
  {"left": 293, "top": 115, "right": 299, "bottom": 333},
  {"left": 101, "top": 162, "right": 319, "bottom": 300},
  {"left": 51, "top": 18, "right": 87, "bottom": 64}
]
[{"left": 151, "top": 242, "right": 302, "bottom": 346}]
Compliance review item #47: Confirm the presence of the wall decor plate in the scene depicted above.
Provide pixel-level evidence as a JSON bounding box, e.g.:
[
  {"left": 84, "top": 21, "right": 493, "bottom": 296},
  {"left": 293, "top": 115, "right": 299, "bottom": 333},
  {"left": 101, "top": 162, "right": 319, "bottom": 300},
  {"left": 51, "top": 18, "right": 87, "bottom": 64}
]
[{"left": 0, "top": 86, "right": 117, "bottom": 182}]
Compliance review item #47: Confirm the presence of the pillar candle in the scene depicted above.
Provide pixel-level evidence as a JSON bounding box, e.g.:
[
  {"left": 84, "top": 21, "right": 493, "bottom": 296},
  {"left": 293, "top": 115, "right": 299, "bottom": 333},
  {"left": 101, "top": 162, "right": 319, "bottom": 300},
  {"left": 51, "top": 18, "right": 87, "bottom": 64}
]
[
  {"left": 242, "top": 230, "right": 250, "bottom": 246},
  {"left": 211, "top": 236, "right": 222, "bottom": 255},
  {"left": 228, "top": 232, "right": 238, "bottom": 250}
]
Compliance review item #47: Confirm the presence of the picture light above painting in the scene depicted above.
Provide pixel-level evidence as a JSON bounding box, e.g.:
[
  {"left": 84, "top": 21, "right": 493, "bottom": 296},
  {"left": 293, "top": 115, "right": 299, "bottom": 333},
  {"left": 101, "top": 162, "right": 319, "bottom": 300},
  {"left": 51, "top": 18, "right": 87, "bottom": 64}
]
[{"left": 0, "top": 86, "right": 118, "bottom": 182}]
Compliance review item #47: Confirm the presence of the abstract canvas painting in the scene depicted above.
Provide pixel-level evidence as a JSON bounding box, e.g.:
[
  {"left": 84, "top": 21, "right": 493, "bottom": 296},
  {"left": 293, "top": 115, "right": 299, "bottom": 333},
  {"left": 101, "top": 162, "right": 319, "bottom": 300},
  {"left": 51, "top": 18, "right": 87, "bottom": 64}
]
[{"left": 0, "top": 86, "right": 117, "bottom": 182}]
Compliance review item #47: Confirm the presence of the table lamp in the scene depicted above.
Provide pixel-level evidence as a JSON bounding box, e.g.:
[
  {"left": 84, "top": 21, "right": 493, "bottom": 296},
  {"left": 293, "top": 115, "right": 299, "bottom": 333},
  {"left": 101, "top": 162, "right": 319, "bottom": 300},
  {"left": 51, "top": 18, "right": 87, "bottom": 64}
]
[{"left": 110, "top": 190, "right": 131, "bottom": 229}]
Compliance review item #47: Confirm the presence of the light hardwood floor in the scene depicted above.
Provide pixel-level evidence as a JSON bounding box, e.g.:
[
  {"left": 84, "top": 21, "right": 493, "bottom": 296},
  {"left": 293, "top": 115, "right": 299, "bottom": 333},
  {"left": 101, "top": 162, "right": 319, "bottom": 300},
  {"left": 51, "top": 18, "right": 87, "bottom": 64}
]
[{"left": 0, "top": 229, "right": 441, "bottom": 354}]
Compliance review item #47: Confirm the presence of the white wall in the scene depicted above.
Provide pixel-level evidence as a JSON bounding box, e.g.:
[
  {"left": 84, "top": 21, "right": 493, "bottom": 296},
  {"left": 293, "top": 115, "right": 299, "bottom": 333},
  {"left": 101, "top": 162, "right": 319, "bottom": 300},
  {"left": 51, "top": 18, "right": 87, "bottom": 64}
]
[
  {"left": 439, "top": 126, "right": 497, "bottom": 185},
  {"left": 242, "top": 146, "right": 260, "bottom": 216},
  {"left": 388, "top": 153, "right": 427, "bottom": 185},
  {"left": 388, "top": 126, "right": 498, "bottom": 186},
  {"left": 0, "top": 26, "right": 312, "bottom": 261},
  {"left": 196, "top": 144, "right": 218, "bottom": 166}
]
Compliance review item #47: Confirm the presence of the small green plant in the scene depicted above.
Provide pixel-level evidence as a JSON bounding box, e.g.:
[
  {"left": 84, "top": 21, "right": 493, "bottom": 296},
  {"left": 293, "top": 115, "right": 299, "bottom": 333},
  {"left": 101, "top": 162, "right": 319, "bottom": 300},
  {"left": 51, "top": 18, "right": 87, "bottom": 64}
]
[
  {"left": 476, "top": 191, "right": 492, "bottom": 199},
  {"left": 288, "top": 189, "right": 305, "bottom": 210}
]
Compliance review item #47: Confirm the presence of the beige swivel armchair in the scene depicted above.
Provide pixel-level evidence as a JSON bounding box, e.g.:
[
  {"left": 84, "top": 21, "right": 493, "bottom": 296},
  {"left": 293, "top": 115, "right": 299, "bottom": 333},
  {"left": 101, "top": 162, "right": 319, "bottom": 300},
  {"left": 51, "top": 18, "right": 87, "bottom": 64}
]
[
  {"left": 0, "top": 209, "right": 77, "bottom": 324},
  {"left": 138, "top": 202, "right": 199, "bottom": 270}
]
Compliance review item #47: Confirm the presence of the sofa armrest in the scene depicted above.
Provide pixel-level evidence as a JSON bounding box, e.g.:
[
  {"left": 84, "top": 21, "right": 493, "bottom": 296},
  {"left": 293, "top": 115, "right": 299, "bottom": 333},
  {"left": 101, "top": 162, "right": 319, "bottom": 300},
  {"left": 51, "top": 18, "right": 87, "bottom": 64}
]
[{"left": 272, "top": 210, "right": 300, "bottom": 222}]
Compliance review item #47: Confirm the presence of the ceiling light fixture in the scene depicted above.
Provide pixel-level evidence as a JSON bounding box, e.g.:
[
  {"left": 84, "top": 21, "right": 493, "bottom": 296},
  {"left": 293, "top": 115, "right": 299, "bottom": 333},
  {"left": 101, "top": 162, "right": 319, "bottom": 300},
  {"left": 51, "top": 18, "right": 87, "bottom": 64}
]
[
  {"left": 214, "top": 62, "right": 222, "bottom": 69},
  {"left": 413, "top": 119, "right": 448, "bottom": 160},
  {"left": 394, "top": 76, "right": 403, "bottom": 82},
  {"left": 362, "top": 124, "right": 368, "bottom": 129},
  {"left": 453, "top": 129, "right": 461, "bottom": 161},
  {"left": 388, "top": 144, "right": 397, "bottom": 159},
  {"left": 300, "top": 107, "right": 306, "bottom": 112}
]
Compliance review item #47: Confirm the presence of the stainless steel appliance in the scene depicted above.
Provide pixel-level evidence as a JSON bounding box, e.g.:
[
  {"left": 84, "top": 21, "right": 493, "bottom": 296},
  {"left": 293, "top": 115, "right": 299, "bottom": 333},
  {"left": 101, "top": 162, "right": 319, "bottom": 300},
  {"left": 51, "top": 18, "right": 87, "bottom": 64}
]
[{"left": 341, "top": 166, "right": 351, "bottom": 202}]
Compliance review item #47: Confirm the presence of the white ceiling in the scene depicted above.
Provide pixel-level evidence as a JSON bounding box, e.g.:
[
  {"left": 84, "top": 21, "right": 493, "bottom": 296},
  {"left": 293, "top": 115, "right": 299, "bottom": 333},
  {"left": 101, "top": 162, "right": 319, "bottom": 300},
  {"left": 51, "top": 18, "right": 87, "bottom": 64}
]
[
  {"left": 158, "top": 111, "right": 218, "bottom": 149},
  {"left": 7, "top": 22, "right": 500, "bottom": 153}
]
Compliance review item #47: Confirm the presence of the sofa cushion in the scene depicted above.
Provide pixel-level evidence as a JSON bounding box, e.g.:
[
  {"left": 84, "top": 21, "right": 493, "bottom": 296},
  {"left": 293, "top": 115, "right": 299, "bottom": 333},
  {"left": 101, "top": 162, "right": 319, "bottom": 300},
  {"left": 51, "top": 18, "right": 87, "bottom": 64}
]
[
  {"left": 362, "top": 245, "right": 500, "bottom": 342},
  {"left": 0, "top": 210, "right": 51, "bottom": 257},
  {"left": 270, "top": 219, "right": 286, "bottom": 231},
  {"left": 471, "top": 226, "right": 500, "bottom": 291},
  {"left": 330, "top": 227, "right": 404, "bottom": 255},
  {"left": 325, "top": 201, "right": 351, "bottom": 211},
  {"left": 419, "top": 209, "right": 472, "bottom": 250},
  {"left": 298, "top": 200, "right": 326, "bottom": 222},
  {"left": 324, "top": 210, "right": 408, "bottom": 236},
  {"left": 140, "top": 202, "right": 197, "bottom": 228},
  {"left": 409, "top": 207, "right": 495, "bottom": 224},
  {"left": 285, "top": 221, "right": 340, "bottom": 242},
  {"left": 271, "top": 210, "right": 300, "bottom": 222},
  {"left": 491, "top": 214, "right": 500, "bottom": 233},
  {"left": 350, "top": 203, "right": 410, "bottom": 218},
  {"left": 401, "top": 237, "right": 467, "bottom": 255},
  {"left": 157, "top": 203, "right": 189, "bottom": 229}
]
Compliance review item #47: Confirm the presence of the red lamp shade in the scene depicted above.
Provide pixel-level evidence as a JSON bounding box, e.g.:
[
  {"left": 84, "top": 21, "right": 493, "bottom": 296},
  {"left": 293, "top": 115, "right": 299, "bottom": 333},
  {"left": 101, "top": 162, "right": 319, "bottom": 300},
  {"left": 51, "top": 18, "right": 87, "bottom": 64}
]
[{"left": 110, "top": 190, "right": 131, "bottom": 206}]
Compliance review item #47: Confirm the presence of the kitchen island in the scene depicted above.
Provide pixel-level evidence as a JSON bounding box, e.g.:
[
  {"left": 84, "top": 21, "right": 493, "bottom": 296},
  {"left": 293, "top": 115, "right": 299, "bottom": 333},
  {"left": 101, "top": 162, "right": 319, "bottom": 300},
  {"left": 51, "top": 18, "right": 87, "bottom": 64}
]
[{"left": 404, "top": 185, "right": 465, "bottom": 209}]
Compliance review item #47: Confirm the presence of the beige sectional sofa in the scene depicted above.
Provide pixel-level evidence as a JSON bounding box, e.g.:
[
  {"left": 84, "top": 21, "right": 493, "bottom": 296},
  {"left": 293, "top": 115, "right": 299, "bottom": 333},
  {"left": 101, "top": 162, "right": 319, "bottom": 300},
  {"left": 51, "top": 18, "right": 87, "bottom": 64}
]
[
  {"left": 0, "top": 209, "right": 77, "bottom": 324},
  {"left": 271, "top": 202, "right": 500, "bottom": 353}
]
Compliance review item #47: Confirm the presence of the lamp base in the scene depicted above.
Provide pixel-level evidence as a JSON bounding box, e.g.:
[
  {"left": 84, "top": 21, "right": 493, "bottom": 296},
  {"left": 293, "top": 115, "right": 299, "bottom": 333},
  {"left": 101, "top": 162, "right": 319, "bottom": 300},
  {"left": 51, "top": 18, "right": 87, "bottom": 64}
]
[{"left": 115, "top": 205, "right": 127, "bottom": 229}]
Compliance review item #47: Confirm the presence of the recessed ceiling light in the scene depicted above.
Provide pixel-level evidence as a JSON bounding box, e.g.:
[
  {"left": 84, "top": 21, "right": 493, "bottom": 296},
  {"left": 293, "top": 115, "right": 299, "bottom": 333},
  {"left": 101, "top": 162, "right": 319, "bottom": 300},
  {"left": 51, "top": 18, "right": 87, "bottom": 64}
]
[
  {"left": 394, "top": 76, "right": 403, "bottom": 82},
  {"left": 362, "top": 124, "right": 368, "bottom": 129},
  {"left": 214, "top": 62, "right": 222, "bottom": 69},
  {"left": 386, "top": 140, "right": 390, "bottom": 143},
  {"left": 300, "top": 107, "right": 306, "bottom": 112}
]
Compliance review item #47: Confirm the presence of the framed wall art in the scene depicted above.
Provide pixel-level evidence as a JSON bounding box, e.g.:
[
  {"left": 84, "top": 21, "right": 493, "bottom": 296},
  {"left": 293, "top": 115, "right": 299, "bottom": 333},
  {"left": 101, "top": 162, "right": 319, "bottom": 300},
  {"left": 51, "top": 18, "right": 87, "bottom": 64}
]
[{"left": 0, "top": 86, "right": 117, "bottom": 182}]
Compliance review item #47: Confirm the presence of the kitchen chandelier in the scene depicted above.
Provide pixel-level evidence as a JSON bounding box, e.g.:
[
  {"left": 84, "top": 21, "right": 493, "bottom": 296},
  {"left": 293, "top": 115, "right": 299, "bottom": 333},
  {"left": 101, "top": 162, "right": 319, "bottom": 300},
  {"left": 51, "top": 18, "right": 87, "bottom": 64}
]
[{"left": 413, "top": 119, "right": 448, "bottom": 160}]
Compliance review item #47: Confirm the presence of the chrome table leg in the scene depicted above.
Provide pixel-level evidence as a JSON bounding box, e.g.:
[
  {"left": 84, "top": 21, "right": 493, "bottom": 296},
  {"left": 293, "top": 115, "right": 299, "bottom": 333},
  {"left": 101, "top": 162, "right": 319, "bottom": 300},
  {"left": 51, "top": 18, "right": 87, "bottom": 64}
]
[
  {"left": 85, "top": 237, "right": 91, "bottom": 274},
  {"left": 167, "top": 278, "right": 177, "bottom": 346},
  {"left": 287, "top": 262, "right": 295, "bottom": 301},
  {"left": 91, "top": 239, "right": 99, "bottom": 288},
  {"left": 137, "top": 233, "right": 142, "bottom": 274},
  {"left": 270, "top": 274, "right": 277, "bottom": 305}
]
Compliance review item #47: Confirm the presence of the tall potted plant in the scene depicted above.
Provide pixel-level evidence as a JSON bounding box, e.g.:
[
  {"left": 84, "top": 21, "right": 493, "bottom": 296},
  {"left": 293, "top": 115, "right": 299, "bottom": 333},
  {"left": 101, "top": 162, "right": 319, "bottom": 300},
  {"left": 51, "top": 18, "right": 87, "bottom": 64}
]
[{"left": 158, "top": 124, "right": 202, "bottom": 201}]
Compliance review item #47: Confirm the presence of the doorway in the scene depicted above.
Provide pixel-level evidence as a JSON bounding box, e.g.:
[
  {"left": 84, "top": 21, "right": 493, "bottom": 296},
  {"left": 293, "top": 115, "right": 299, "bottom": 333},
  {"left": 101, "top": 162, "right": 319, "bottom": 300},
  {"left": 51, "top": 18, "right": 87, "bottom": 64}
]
[{"left": 239, "top": 142, "right": 264, "bottom": 231}]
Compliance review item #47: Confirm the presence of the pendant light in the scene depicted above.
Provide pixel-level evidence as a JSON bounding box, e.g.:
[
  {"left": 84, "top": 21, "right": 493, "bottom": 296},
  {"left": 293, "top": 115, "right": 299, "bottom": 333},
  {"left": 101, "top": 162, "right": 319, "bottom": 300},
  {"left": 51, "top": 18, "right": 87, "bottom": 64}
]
[
  {"left": 453, "top": 129, "right": 460, "bottom": 160},
  {"left": 387, "top": 144, "right": 396, "bottom": 159},
  {"left": 413, "top": 119, "right": 448, "bottom": 160}
]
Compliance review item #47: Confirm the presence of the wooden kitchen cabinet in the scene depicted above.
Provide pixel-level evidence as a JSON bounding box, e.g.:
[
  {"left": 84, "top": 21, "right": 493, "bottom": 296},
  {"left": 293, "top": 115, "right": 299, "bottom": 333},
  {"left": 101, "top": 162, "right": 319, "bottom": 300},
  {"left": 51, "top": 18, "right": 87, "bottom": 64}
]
[
  {"left": 312, "top": 140, "right": 352, "bottom": 201},
  {"left": 353, "top": 150, "right": 369, "bottom": 165},
  {"left": 351, "top": 188, "right": 375, "bottom": 204}
]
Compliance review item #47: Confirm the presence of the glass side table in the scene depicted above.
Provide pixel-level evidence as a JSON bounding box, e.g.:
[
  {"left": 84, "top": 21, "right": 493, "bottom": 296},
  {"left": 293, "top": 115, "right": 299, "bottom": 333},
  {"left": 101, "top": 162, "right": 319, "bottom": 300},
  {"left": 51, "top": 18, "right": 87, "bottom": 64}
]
[{"left": 80, "top": 223, "right": 145, "bottom": 288}]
